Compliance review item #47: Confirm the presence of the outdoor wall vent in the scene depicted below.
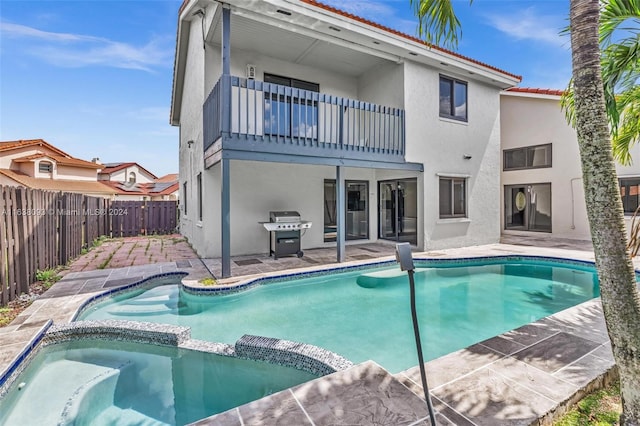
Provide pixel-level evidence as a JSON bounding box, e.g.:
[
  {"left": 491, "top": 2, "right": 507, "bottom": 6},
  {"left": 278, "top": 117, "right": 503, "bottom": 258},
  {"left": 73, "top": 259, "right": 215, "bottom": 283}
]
[
  {"left": 276, "top": 9, "right": 292, "bottom": 16},
  {"left": 246, "top": 64, "right": 257, "bottom": 80}
]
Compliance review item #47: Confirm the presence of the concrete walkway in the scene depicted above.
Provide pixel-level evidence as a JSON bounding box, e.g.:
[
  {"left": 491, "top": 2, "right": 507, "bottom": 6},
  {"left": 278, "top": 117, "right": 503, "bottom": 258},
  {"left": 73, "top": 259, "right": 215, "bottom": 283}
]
[{"left": 0, "top": 237, "right": 623, "bottom": 425}]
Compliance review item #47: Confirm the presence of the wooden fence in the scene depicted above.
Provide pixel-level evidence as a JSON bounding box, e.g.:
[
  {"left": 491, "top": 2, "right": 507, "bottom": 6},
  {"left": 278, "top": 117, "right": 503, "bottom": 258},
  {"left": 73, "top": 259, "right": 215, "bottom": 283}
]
[{"left": 1, "top": 187, "right": 178, "bottom": 305}]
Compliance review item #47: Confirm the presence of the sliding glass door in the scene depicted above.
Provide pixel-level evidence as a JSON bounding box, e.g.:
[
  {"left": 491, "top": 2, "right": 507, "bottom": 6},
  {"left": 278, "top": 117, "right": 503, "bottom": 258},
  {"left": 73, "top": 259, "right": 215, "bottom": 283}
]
[
  {"left": 379, "top": 179, "right": 417, "bottom": 244},
  {"left": 504, "top": 183, "right": 552, "bottom": 232},
  {"left": 324, "top": 180, "right": 369, "bottom": 242}
]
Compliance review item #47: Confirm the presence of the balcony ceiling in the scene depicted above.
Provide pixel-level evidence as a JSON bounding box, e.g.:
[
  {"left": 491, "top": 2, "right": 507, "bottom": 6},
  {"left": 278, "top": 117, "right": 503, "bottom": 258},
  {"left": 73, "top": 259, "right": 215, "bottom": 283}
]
[{"left": 211, "top": 14, "right": 390, "bottom": 78}]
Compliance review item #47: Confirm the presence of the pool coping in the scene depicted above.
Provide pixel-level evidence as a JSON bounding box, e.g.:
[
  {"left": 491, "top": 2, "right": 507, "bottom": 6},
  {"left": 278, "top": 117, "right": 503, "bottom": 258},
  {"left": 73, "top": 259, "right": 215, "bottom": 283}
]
[{"left": 0, "top": 244, "right": 624, "bottom": 425}]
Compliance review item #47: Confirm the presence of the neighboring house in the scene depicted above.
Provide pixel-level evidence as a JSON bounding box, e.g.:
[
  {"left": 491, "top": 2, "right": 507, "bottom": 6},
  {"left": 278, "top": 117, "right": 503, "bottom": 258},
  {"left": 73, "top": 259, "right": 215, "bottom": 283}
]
[
  {"left": 0, "top": 139, "right": 114, "bottom": 198},
  {"left": 170, "top": 0, "right": 521, "bottom": 276},
  {"left": 500, "top": 87, "right": 640, "bottom": 240},
  {"left": 99, "top": 163, "right": 179, "bottom": 201}
]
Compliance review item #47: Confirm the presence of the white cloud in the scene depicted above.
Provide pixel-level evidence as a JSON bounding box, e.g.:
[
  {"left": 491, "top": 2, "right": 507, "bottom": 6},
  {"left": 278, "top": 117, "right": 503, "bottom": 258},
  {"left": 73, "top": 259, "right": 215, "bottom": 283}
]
[
  {"left": 0, "top": 21, "right": 172, "bottom": 71},
  {"left": 483, "top": 8, "right": 569, "bottom": 48}
]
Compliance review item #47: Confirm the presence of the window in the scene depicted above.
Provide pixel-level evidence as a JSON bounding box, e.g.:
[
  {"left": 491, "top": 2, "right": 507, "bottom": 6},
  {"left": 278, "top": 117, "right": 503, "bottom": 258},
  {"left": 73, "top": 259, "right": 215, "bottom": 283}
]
[
  {"left": 197, "top": 173, "right": 203, "bottom": 221},
  {"left": 129, "top": 172, "right": 136, "bottom": 183},
  {"left": 439, "top": 75, "right": 467, "bottom": 121},
  {"left": 439, "top": 177, "right": 467, "bottom": 218},
  {"left": 620, "top": 178, "right": 640, "bottom": 214},
  {"left": 504, "top": 144, "right": 552, "bottom": 171},
  {"left": 39, "top": 161, "right": 52, "bottom": 173},
  {"left": 264, "top": 73, "right": 319, "bottom": 138},
  {"left": 182, "top": 182, "right": 188, "bottom": 215}
]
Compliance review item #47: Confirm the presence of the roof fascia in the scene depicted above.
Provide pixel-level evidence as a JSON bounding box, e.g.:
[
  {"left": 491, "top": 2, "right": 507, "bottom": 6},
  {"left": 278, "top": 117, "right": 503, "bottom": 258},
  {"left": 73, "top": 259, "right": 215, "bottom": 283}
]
[
  {"left": 276, "top": 0, "right": 520, "bottom": 87},
  {"left": 501, "top": 90, "right": 562, "bottom": 101}
]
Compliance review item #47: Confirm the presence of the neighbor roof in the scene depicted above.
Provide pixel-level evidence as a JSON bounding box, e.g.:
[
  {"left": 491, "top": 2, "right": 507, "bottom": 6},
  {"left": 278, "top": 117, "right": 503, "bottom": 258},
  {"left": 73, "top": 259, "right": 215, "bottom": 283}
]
[
  {"left": 155, "top": 173, "right": 178, "bottom": 183},
  {"left": 0, "top": 169, "right": 115, "bottom": 195},
  {"left": 99, "top": 162, "right": 158, "bottom": 179},
  {"left": 11, "top": 153, "right": 103, "bottom": 169},
  {"left": 101, "top": 180, "right": 179, "bottom": 196},
  {"left": 0, "top": 139, "right": 72, "bottom": 157}
]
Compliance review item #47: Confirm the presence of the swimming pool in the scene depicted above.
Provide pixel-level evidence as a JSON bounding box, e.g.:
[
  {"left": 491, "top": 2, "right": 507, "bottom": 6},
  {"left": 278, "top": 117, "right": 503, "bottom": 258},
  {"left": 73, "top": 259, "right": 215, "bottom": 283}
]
[
  {"left": 0, "top": 338, "right": 317, "bottom": 425},
  {"left": 79, "top": 257, "right": 600, "bottom": 373}
]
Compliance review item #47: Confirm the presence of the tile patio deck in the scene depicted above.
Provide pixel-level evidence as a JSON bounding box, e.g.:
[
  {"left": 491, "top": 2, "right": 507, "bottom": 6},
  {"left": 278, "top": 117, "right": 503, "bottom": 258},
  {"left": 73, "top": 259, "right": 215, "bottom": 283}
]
[{"left": 0, "top": 238, "right": 625, "bottom": 425}]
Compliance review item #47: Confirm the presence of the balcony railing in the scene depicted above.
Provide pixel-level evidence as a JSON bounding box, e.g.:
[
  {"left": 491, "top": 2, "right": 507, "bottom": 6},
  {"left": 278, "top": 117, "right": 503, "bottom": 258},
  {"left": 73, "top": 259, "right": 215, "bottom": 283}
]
[{"left": 203, "top": 75, "right": 405, "bottom": 163}]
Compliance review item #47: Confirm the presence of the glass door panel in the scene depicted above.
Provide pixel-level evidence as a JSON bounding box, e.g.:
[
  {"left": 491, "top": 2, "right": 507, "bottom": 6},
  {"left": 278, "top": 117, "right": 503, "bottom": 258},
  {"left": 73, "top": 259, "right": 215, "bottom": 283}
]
[
  {"left": 324, "top": 180, "right": 337, "bottom": 242},
  {"left": 324, "top": 180, "right": 369, "bottom": 242},
  {"left": 379, "top": 182, "right": 396, "bottom": 239},
  {"left": 398, "top": 180, "right": 417, "bottom": 244},
  {"left": 379, "top": 179, "right": 417, "bottom": 244},
  {"left": 346, "top": 182, "right": 368, "bottom": 240},
  {"left": 528, "top": 184, "right": 552, "bottom": 232}
]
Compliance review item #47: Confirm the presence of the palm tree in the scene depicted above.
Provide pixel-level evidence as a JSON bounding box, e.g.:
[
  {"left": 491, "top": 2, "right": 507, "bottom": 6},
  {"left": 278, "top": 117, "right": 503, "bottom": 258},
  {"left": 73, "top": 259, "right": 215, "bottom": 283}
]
[
  {"left": 411, "top": 0, "right": 640, "bottom": 423},
  {"left": 562, "top": 0, "right": 639, "bottom": 165}
]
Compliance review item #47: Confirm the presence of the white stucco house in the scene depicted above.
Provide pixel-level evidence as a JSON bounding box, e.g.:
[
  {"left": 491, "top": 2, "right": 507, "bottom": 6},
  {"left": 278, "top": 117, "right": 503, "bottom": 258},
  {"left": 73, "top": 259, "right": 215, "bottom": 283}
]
[
  {"left": 170, "top": 0, "right": 521, "bottom": 276},
  {"left": 500, "top": 87, "right": 640, "bottom": 241}
]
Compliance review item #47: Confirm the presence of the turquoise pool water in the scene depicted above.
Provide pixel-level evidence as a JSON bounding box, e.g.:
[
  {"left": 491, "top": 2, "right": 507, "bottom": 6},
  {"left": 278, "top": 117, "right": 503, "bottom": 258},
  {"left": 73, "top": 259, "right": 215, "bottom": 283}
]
[
  {"left": 80, "top": 258, "right": 600, "bottom": 373},
  {"left": 0, "top": 339, "right": 316, "bottom": 426}
]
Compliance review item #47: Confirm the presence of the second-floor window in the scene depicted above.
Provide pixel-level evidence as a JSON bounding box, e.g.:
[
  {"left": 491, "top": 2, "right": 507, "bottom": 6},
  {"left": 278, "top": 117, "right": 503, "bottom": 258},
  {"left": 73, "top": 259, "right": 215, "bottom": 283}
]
[
  {"left": 439, "top": 75, "right": 467, "bottom": 121},
  {"left": 504, "top": 144, "right": 552, "bottom": 171},
  {"left": 39, "top": 161, "right": 53, "bottom": 173},
  {"left": 264, "top": 73, "right": 319, "bottom": 139}
]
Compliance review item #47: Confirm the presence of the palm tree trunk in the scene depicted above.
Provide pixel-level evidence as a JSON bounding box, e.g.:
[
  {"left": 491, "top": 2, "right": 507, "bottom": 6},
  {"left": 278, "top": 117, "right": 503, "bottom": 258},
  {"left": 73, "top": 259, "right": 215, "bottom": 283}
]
[{"left": 570, "top": 0, "right": 640, "bottom": 423}]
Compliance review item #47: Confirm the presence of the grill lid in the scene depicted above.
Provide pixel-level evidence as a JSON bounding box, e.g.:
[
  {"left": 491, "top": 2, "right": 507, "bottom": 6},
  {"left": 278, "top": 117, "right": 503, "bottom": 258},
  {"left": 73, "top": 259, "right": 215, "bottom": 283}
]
[{"left": 270, "top": 211, "right": 301, "bottom": 223}]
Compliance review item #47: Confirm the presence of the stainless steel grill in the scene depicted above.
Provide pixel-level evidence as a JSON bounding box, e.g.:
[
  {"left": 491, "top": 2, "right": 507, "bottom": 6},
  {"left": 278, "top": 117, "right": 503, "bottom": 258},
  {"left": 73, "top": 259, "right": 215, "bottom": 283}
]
[{"left": 260, "top": 211, "right": 312, "bottom": 259}]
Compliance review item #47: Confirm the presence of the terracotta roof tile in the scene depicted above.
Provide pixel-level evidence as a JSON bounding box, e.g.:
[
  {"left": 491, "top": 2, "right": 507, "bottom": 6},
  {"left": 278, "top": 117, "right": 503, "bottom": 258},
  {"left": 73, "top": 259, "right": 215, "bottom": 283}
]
[
  {"left": 11, "top": 153, "right": 103, "bottom": 169},
  {"left": 156, "top": 173, "right": 178, "bottom": 183},
  {"left": 99, "top": 162, "right": 158, "bottom": 179},
  {"left": 506, "top": 87, "right": 565, "bottom": 96},
  {"left": 0, "top": 139, "right": 71, "bottom": 157},
  {"left": 0, "top": 169, "right": 115, "bottom": 195}
]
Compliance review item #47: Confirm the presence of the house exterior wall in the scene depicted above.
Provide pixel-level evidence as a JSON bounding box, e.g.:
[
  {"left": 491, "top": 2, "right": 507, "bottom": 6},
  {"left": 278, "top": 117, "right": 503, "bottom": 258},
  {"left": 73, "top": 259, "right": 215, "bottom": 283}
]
[
  {"left": 500, "top": 93, "right": 591, "bottom": 240},
  {"left": 179, "top": 14, "right": 209, "bottom": 255},
  {"left": 194, "top": 160, "right": 423, "bottom": 257},
  {"left": 404, "top": 61, "right": 502, "bottom": 250},
  {"left": 55, "top": 165, "right": 97, "bottom": 181},
  {"left": 177, "top": 5, "right": 513, "bottom": 258},
  {"left": 104, "top": 166, "right": 155, "bottom": 184}
]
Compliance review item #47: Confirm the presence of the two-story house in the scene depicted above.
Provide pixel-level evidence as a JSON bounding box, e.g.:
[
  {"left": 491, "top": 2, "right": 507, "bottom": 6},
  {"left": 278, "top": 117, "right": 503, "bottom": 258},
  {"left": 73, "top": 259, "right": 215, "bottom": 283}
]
[
  {"left": 0, "top": 139, "right": 115, "bottom": 197},
  {"left": 170, "top": 0, "right": 521, "bottom": 277}
]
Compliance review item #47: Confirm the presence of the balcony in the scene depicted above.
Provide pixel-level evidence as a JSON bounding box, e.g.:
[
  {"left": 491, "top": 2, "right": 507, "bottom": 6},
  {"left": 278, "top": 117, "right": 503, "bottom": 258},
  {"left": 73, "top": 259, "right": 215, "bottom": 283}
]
[{"left": 203, "top": 75, "right": 407, "bottom": 167}]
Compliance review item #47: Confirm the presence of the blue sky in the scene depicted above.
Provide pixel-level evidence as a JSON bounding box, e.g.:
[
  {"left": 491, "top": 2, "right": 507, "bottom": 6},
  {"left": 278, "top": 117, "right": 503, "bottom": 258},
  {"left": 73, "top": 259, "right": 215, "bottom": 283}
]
[{"left": 0, "top": 0, "right": 573, "bottom": 177}]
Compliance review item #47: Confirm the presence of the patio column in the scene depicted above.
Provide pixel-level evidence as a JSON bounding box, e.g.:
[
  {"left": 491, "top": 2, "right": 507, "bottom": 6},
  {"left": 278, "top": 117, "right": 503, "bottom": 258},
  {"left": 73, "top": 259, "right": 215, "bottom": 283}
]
[
  {"left": 336, "top": 165, "right": 345, "bottom": 262},
  {"left": 221, "top": 6, "right": 230, "bottom": 76},
  {"left": 221, "top": 158, "right": 231, "bottom": 278},
  {"left": 220, "top": 5, "right": 231, "bottom": 278}
]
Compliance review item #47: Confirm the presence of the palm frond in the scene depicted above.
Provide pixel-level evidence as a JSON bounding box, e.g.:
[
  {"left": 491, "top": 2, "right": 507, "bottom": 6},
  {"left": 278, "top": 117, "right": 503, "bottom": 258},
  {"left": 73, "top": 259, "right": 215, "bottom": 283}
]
[{"left": 410, "top": 0, "right": 467, "bottom": 49}]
